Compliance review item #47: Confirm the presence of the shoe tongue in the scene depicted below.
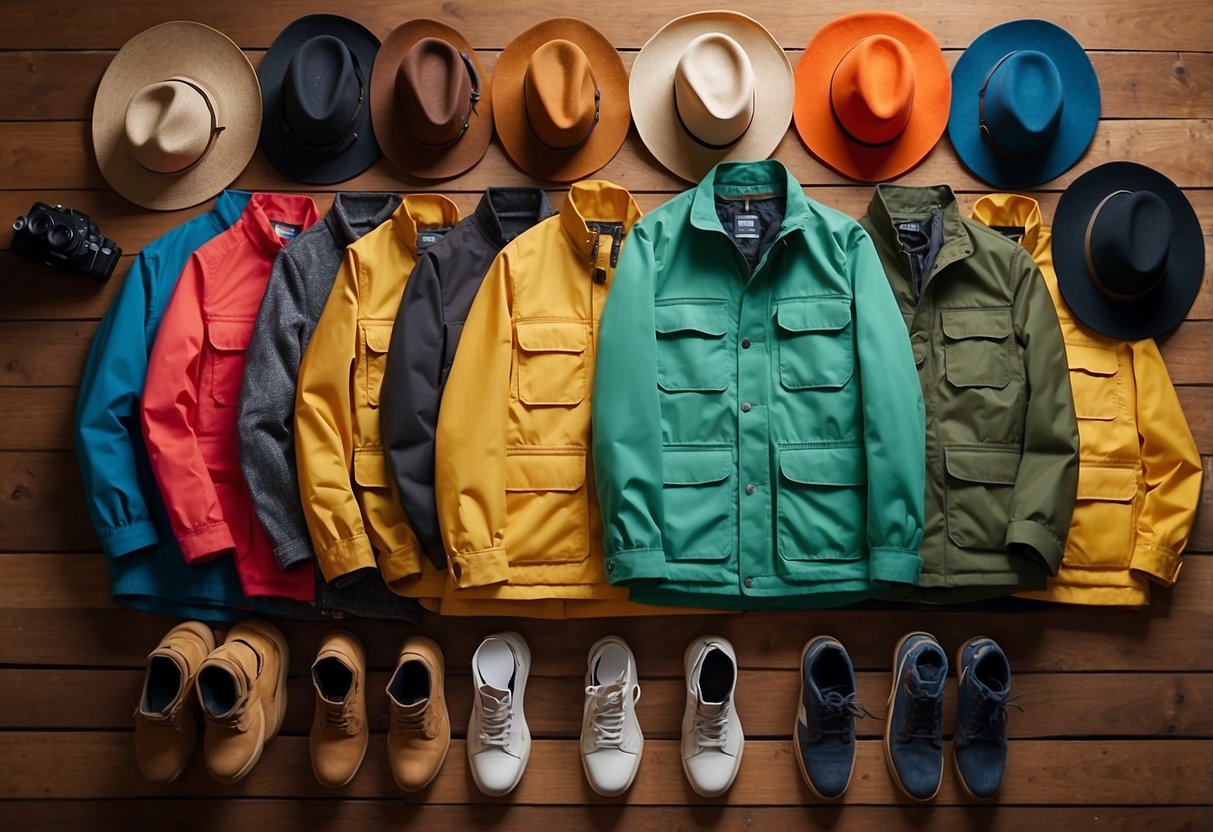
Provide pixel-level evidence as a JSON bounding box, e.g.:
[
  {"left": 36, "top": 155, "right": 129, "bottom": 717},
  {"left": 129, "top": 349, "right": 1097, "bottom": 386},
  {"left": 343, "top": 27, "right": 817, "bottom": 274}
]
[
  {"left": 480, "top": 683, "right": 511, "bottom": 705},
  {"left": 911, "top": 662, "right": 945, "bottom": 694},
  {"left": 697, "top": 698, "right": 725, "bottom": 718},
  {"left": 397, "top": 697, "right": 428, "bottom": 716}
]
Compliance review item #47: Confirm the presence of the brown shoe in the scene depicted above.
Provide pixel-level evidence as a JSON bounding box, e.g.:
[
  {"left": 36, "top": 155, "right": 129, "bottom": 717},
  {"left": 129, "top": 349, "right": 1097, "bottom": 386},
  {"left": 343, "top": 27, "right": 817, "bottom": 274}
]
[
  {"left": 134, "top": 621, "right": 215, "bottom": 783},
  {"left": 195, "top": 618, "right": 289, "bottom": 783},
  {"left": 386, "top": 636, "right": 450, "bottom": 792},
  {"left": 309, "top": 630, "right": 369, "bottom": 787}
]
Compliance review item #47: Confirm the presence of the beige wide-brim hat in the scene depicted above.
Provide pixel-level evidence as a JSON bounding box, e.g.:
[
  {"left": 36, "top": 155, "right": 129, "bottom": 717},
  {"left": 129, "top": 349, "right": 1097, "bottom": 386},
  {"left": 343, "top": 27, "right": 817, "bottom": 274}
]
[
  {"left": 632, "top": 11, "right": 793, "bottom": 183},
  {"left": 93, "top": 21, "right": 261, "bottom": 211}
]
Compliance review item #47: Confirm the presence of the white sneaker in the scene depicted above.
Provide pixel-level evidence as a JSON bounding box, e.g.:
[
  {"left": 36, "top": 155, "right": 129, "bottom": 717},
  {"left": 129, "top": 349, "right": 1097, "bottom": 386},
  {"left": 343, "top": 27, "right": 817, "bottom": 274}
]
[
  {"left": 580, "top": 635, "right": 643, "bottom": 797},
  {"left": 467, "top": 632, "right": 531, "bottom": 796},
  {"left": 681, "top": 635, "right": 743, "bottom": 797}
]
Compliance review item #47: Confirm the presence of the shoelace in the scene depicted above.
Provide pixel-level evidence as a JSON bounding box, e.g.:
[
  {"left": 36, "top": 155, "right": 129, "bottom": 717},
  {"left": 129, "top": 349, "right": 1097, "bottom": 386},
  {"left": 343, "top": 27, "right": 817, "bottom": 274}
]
[
  {"left": 964, "top": 693, "right": 1024, "bottom": 743},
  {"left": 693, "top": 701, "right": 732, "bottom": 749},
  {"left": 478, "top": 692, "right": 513, "bottom": 748},
  {"left": 898, "top": 683, "right": 943, "bottom": 747},
  {"left": 586, "top": 683, "right": 639, "bottom": 748},
  {"left": 321, "top": 699, "right": 353, "bottom": 732},
  {"left": 807, "top": 690, "right": 873, "bottom": 742},
  {"left": 392, "top": 705, "right": 429, "bottom": 733}
]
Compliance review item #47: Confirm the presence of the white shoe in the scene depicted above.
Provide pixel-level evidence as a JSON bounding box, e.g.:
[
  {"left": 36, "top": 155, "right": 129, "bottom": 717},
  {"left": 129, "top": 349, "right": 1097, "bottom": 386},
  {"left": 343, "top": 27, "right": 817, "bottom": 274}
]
[
  {"left": 681, "top": 635, "right": 743, "bottom": 797},
  {"left": 467, "top": 632, "right": 531, "bottom": 796},
  {"left": 580, "top": 635, "right": 643, "bottom": 797}
]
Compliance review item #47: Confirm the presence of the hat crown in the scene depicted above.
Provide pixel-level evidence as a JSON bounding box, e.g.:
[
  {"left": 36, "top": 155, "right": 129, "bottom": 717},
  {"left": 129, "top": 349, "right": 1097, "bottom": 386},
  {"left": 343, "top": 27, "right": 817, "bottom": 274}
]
[
  {"left": 395, "top": 37, "right": 474, "bottom": 146},
  {"left": 982, "top": 50, "right": 1063, "bottom": 154},
  {"left": 283, "top": 35, "right": 362, "bottom": 150},
  {"left": 124, "top": 78, "right": 218, "bottom": 174},
  {"left": 523, "top": 39, "right": 599, "bottom": 150},
  {"left": 674, "top": 33, "right": 756, "bottom": 148},
  {"left": 1088, "top": 190, "right": 1172, "bottom": 299},
  {"left": 830, "top": 35, "right": 916, "bottom": 146}
]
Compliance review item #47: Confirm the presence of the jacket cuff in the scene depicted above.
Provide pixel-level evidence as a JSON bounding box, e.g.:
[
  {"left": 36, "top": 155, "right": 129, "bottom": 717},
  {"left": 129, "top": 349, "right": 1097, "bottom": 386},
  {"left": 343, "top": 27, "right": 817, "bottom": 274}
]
[
  {"left": 318, "top": 534, "right": 377, "bottom": 584},
  {"left": 101, "top": 520, "right": 159, "bottom": 559},
  {"left": 381, "top": 546, "right": 424, "bottom": 584},
  {"left": 177, "top": 522, "right": 236, "bottom": 564},
  {"left": 869, "top": 546, "right": 923, "bottom": 586},
  {"left": 1130, "top": 542, "right": 1183, "bottom": 587},
  {"left": 450, "top": 547, "right": 510, "bottom": 588},
  {"left": 1006, "top": 520, "right": 1064, "bottom": 575},
  {"left": 274, "top": 536, "right": 314, "bottom": 571},
  {"left": 604, "top": 548, "right": 668, "bottom": 584}
]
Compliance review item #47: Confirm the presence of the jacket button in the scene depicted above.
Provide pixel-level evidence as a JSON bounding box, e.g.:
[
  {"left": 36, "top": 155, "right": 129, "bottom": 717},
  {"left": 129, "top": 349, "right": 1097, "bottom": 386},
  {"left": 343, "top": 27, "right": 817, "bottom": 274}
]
[
  {"left": 746, "top": 483, "right": 757, "bottom": 495},
  {"left": 606, "top": 562, "right": 614, "bottom": 573},
  {"left": 741, "top": 338, "right": 752, "bottom": 349},
  {"left": 741, "top": 402, "right": 752, "bottom": 413},
  {"left": 744, "top": 577, "right": 753, "bottom": 588}
]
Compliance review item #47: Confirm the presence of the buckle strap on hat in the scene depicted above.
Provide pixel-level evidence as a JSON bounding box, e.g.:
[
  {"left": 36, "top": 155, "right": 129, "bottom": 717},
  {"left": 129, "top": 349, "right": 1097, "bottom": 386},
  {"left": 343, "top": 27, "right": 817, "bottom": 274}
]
[
  {"left": 675, "top": 88, "right": 754, "bottom": 151},
  {"left": 139, "top": 76, "right": 225, "bottom": 175},
  {"left": 978, "top": 52, "right": 1035, "bottom": 161},
  {"left": 526, "top": 85, "right": 601, "bottom": 152},
  {"left": 407, "top": 51, "right": 483, "bottom": 150},
  {"left": 283, "top": 52, "right": 365, "bottom": 155},
  {"left": 828, "top": 43, "right": 911, "bottom": 149},
  {"left": 1083, "top": 189, "right": 1148, "bottom": 300}
]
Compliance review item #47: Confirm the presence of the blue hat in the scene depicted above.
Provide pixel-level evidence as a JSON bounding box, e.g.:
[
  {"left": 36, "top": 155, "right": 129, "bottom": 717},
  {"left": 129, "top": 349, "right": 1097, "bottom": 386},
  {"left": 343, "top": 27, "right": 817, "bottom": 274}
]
[{"left": 949, "top": 20, "right": 1099, "bottom": 188}]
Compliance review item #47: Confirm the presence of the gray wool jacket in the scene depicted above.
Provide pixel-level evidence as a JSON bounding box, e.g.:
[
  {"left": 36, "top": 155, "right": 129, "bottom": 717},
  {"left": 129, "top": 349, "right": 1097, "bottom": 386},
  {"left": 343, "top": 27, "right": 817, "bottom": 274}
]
[{"left": 238, "top": 192, "right": 420, "bottom": 621}]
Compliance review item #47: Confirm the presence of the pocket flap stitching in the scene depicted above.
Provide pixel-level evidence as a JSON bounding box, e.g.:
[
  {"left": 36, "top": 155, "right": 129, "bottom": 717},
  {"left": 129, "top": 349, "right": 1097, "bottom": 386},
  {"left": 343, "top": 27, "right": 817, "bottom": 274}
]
[
  {"left": 505, "top": 452, "right": 586, "bottom": 492},
  {"left": 515, "top": 321, "right": 587, "bottom": 353},
  {"left": 779, "top": 445, "right": 866, "bottom": 486},
  {"left": 205, "top": 319, "right": 255, "bottom": 352},
  {"left": 1068, "top": 345, "right": 1119, "bottom": 376},
  {"left": 1076, "top": 465, "right": 1137, "bottom": 502},
  {"left": 943, "top": 446, "right": 1021, "bottom": 485},
  {"left": 775, "top": 299, "right": 851, "bottom": 334},
  {"left": 662, "top": 447, "right": 732, "bottom": 486},
  {"left": 362, "top": 322, "right": 394, "bottom": 354},
  {"left": 942, "top": 308, "right": 1013, "bottom": 340},
  {"left": 654, "top": 302, "right": 728, "bottom": 337}
]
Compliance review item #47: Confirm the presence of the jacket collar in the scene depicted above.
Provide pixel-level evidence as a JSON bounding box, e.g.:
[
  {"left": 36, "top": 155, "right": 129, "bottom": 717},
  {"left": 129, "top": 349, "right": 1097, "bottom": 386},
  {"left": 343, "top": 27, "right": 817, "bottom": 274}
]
[
  {"left": 559, "top": 180, "right": 643, "bottom": 258},
  {"left": 689, "top": 160, "right": 811, "bottom": 234},
  {"left": 866, "top": 184, "right": 975, "bottom": 285},
  {"left": 971, "top": 193, "right": 1046, "bottom": 259},
  {"left": 391, "top": 194, "right": 461, "bottom": 255},
  {"left": 214, "top": 190, "right": 252, "bottom": 230},
  {"left": 239, "top": 192, "right": 319, "bottom": 258},
  {"left": 328, "top": 192, "right": 403, "bottom": 247},
  {"left": 473, "top": 187, "right": 556, "bottom": 247}
]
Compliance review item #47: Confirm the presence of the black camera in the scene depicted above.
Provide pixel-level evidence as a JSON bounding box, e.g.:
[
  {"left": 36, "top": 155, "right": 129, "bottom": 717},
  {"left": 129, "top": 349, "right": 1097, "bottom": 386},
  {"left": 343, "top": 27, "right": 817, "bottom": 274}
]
[{"left": 11, "top": 202, "right": 122, "bottom": 281}]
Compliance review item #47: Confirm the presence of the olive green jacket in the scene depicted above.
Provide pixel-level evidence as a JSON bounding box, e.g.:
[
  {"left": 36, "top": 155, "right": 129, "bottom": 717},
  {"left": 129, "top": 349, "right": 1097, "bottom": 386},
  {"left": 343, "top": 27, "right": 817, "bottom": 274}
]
[{"left": 860, "top": 185, "right": 1079, "bottom": 602}]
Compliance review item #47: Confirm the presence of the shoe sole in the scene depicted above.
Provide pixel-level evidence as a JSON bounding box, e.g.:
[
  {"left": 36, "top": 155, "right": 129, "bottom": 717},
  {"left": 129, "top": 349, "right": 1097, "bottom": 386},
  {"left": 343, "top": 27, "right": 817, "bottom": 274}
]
[
  {"left": 395, "top": 639, "right": 451, "bottom": 794},
  {"left": 952, "top": 636, "right": 998, "bottom": 801},
  {"left": 212, "top": 620, "right": 290, "bottom": 785},
  {"left": 884, "top": 631, "right": 942, "bottom": 803},
  {"left": 582, "top": 635, "right": 643, "bottom": 798},
  {"left": 681, "top": 636, "right": 743, "bottom": 798},
  {"left": 147, "top": 622, "right": 217, "bottom": 784},
  {"left": 469, "top": 631, "right": 531, "bottom": 797},
  {"left": 313, "top": 631, "right": 369, "bottom": 789},
  {"left": 793, "top": 636, "right": 853, "bottom": 801}
]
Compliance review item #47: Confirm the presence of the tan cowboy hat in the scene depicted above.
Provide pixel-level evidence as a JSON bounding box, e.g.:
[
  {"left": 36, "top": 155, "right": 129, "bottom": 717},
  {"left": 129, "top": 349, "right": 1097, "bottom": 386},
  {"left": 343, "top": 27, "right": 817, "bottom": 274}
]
[
  {"left": 93, "top": 21, "right": 261, "bottom": 211},
  {"left": 371, "top": 20, "right": 492, "bottom": 181},
  {"left": 493, "top": 18, "right": 630, "bottom": 182},
  {"left": 632, "top": 11, "right": 793, "bottom": 183}
]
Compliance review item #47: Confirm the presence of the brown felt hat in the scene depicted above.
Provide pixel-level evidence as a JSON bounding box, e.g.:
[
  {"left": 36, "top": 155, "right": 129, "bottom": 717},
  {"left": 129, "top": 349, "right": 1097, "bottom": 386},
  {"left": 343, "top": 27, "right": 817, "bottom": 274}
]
[
  {"left": 493, "top": 18, "right": 630, "bottom": 182},
  {"left": 371, "top": 20, "right": 492, "bottom": 180}
]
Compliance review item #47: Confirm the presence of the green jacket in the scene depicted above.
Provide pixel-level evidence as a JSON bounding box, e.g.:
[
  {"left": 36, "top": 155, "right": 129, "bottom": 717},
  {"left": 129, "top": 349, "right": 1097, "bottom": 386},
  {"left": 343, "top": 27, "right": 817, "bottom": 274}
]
[
  {"left": 593, "top": 161, "right": 925, "bottom": 609},
  {"left": 859, "top": 185, "right": 1079, "bottom": 602}
]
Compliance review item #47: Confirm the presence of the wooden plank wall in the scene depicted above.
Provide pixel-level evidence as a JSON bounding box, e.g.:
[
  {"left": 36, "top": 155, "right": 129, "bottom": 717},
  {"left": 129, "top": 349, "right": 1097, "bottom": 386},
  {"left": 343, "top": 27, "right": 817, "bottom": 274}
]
[{"left": 0, "top": 1, "right": 1210, "bottom": 829}]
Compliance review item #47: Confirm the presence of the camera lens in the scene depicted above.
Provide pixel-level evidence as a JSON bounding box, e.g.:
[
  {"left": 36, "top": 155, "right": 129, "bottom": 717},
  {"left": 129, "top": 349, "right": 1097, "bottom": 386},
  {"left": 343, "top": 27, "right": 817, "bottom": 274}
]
[
  {"left": 26, "top": 211, "right": 51, "bottom": 236},
  {"left": 47, "top": 223, "right": 74, "bottom": 250}
]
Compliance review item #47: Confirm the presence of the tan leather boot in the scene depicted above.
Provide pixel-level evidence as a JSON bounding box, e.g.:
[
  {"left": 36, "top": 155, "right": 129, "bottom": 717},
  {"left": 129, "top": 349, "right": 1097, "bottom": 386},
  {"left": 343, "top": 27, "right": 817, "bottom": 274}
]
[
  {"left": 386, "top": 636, "right": 450, "bottom": 792},
  {"left": 195, "top": 618, "right": 289, "bottom": 783},
  {"left": 134, "top": 621, "right": 215, "bottom": 783},
  {"left": 309, "top": 630, "right": 368, "bottom": 787}
]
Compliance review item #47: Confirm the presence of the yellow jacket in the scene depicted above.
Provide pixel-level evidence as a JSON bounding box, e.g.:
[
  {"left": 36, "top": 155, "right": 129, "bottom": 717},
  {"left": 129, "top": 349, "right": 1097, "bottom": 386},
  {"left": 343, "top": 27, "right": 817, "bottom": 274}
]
[
  {"left": 295, "top": 195, "right": 459, "bottom": 599},
  {"left": 972, "top": 194, "right": 1203, "bottom": 606}
]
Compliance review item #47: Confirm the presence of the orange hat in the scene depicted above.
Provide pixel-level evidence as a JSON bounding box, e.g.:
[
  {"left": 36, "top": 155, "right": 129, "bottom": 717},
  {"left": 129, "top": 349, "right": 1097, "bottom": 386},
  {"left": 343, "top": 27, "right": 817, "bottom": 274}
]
[{"left": 794, "top": 12, "right": 950, "bottom": 182}]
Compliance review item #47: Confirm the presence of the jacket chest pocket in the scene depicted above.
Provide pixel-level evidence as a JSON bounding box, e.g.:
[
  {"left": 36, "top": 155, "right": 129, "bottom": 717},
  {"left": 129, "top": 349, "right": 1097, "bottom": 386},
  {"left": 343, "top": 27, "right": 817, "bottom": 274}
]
[
  {"left": 1066, "top": 345, "right": 1121, "bottom": 421},
  {"left": 1067, "top": 465, "right": 1137, "bottom": 567},
  {"left": 775, "top": 299, "right": 854, "bottom": 390},
  {"left": 205, "top": 319, "right": 255, "bottom": 407},
  {"left": 943, "top": 446, "right": 1021, "bottom": 551},
  {"left": 942, "top": 308, "right": 1013, "bottom": 389},
  {"left": 361, "top": 323, "right": 394, "bottom": 408},
  {"left": 776, "top": 445, "right": 866, "bottom": 561},
  {"left": 504, "top": 451, "right": 589, "bottom": 564},
  {"left": 661, "top": 447, "right": 734, "bottom": 562},
  {"left": 655, "top": 302, "right": 729, "bottom": 393},
  {"left": 515, "top": 321, "right": 588, "bottom": 406}
]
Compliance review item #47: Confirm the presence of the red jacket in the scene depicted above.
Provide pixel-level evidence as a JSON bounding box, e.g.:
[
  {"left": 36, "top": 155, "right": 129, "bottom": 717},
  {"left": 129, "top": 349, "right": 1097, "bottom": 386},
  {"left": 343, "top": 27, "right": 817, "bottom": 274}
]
[{"left": 143, "top": 193, "right": 319, "bottom": 601}]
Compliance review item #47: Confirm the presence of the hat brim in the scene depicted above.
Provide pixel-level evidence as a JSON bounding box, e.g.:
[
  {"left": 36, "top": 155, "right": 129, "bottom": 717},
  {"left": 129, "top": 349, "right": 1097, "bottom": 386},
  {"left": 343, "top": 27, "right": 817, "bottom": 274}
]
[
  {"left": 493, "top": 18, "right": 630, "bottom": 183},
  {"left": 258, "top": 15, "right": 382, "bottom": 186},
  {"left": 794, "top": 12, "right": 950, "bottom": 183},
  {"left": 949, "top": 20, "right": 1100, "bottom": 189},
  {"left": 92, "top": 21, "right": 261, "bottom": 211},
  {"left": 1054, "top": 161, "right": 1204, "bottom": 340},
  {"left": 370, "top": 20, "right": 493, "bottom": 181},
  {"left": 632, "top": 11, "right": 793, "bottom": 184}
]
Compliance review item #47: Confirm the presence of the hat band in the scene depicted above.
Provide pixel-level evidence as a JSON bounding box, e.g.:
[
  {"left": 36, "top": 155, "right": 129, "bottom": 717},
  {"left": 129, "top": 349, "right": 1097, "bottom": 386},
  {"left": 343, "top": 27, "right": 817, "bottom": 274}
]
[
  {"left": 1083, "top": 189, "right": 1160, "bottom": 301},
  {"left": 977, "top": 52, "right": 1037, "bottom": 161},
  {"left": 282, "top": 52, "right": 365, "bottom": 155},
  {"left": 401, "top": 50, "right": 483, "bottom": 150},
  {"left": 524, "top": 82, "right": 600, "bottom": 152},
  {"left": 674, "top": 89, "right": 754, "bottom": 151},
  {"left": 137, "top": 76, "right": 226, "bottom": 175}
]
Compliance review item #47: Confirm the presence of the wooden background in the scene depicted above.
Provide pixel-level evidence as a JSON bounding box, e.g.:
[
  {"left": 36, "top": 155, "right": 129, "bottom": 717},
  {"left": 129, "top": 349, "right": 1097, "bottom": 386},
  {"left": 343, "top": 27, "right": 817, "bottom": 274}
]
[{"left": 0, "top": 1, "right": 1210, "bottom": 829}]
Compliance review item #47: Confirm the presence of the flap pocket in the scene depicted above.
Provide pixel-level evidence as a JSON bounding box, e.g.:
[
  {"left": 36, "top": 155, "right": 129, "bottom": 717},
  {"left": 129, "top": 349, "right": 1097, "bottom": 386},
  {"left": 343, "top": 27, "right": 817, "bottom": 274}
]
[
  {"left": 1076, "top": 465, "right": 1137, "bottom": 502},
  {"left": 654, "top": 301, "right": 728, "bottom": 337},
  {"left": 206, "top": 319, "right": 255, "bottom": 352},
  {"left": 1068, "top": 345, "right": 1118, "bottom": 376},
  {"left": 944, "top": 446, "right": 1021, "bottom": 485},
  {"left": 515, "top": 321, "right": 587, "bottom": 406},
  {"left": 352, "top": 448, "right": 390, "bottom": 489},
  {"left": 505, "top": 452, "right": 586, "bottom": 492},
  {"left": 942, "top": 308, "right": 1013, "bottom": 340},
  {"left": 779, "top": 445, "right": 866, "bottom": 487},
  {"left": 663, "top": 447, "right": 733, "bottom": 486},
  {"left": 775, "top": 299, "right": 851, "bottom": 333},
  {"left": 362, "top": 323, "right": 394, "bottom": 354},
  {"left": 515, "top": 321, "right": 587, "bottom": 353}
]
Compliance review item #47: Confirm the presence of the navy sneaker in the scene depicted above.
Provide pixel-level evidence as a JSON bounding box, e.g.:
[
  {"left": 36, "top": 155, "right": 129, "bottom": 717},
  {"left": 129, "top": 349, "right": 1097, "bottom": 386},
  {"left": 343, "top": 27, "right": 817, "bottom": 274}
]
[
  {"left": 794, "top": 636, "right": 869, "bottom": 799},
  {"left": 954, "top": 636, "right": 1013, "bottom": 799},
  {"left": 884, "top": 632, "right": 947, "bottom": 801}
]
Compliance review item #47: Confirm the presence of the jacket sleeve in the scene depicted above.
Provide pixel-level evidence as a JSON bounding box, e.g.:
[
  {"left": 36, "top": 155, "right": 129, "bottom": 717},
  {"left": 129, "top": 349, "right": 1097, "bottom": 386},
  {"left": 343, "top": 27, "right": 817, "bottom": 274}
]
[
  {"left": 237, "top": 248, "right": 314, "bottom": 571},
  {"left": 591, "top": 225, "right": 670, "bottom": 584},
  {"left": 294, "top": 249, "right": 375, "bottom": 585},
  {"left": 141, "top": 253, "right": 235, "bottom": 562},
  {"left": 1006, "top": 250, "right": 1079, "bottom": 572},
  {"left": 74, "top": 251, "right": 163, "bottom": 557},
  {"left": 381, "top": 252, "right": 447, "bottom": 569},
  {"left": 1128, "top": 337, "right": 1203, "bottom": 585},
  {"left": 434, "top": 251, "right": 513, "bottom": 588},
  {"left": 849, "top": 228, "right": 925, "bottom": 585}
]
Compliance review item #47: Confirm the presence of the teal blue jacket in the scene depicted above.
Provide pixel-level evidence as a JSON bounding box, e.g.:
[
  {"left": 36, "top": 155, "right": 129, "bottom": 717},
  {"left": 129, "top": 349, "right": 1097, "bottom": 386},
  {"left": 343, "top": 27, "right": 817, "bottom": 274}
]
[{"left": 592, "top": 161, "right": 926, "bottom": 609}]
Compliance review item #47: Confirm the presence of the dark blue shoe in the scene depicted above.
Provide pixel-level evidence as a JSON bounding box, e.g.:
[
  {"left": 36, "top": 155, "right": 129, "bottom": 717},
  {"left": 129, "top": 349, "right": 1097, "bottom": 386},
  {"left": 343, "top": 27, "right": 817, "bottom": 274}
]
[
  {"left": 884, "top": 632, "right": 947, "bottom": 801},
  {"left": 795, "top": 636, "right": 868, "bottom": 799},
  {"left": 954, "top": 636, "right": 1012, "bottom": 799}
]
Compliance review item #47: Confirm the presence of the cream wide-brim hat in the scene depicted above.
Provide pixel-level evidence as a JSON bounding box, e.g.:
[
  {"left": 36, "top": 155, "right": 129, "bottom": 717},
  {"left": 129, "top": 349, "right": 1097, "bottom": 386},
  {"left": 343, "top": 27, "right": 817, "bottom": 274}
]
[
  {"left": 632, "top": 11, "right": 794, "bottom": 183},
  {"left": 93, "top": 21, "right": 261, "bottom": 211}
]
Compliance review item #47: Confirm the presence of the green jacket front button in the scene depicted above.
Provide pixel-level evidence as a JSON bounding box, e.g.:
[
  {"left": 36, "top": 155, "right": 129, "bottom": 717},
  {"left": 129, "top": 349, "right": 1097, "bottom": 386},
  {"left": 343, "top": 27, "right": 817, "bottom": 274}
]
[
  {"left": 744, "top": 577, "right": 753, "bottom": 588},
  {"left": 745, "top": 483, "right": 757, "bottom": 495}
]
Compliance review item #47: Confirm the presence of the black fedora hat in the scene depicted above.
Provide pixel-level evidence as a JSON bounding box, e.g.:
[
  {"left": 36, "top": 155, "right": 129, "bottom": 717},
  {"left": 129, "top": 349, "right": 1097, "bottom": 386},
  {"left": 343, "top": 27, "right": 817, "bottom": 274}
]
[
  {"left": 259, "top": 15, "right": 382, "bottom": 184},
  {"left": 1054, "top": 161, "right": 1204, "bottom": 340}
]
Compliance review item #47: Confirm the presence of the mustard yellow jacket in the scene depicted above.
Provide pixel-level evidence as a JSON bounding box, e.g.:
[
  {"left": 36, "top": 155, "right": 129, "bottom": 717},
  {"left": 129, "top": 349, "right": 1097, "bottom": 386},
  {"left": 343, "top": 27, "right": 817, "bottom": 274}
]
[
  {"left": 973, "top": 194, "right": 1203, "bottom": 606},
  {"left": 295, "top": 195, "right": 459, "bottom": 599}
]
